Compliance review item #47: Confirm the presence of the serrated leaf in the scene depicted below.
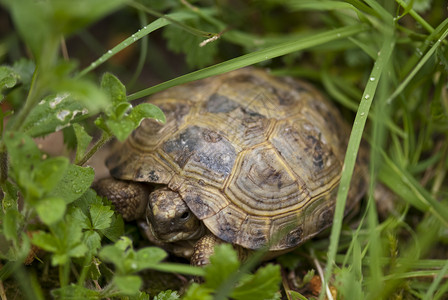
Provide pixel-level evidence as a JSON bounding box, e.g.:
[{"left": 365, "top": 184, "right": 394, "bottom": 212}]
[
  {"left": 51, "top": 284, "right": 101, "bottom": 300},
  {"left": 22, "top": 93, "right": 90, "bottom": 137},
  {"left": 33, "top": 217, "right": 88, "bottom": 265},
  {"left": 50, "top": 164, "right": 95, "bottom": 204},
  {"left": 35, "top": 197, "right": 66, "bottom": 225},
  {"left": 204, "top": 244, "right": 240, "bottom": 289},
  {"left": 83, "top": 230, "right": 102, "bottom": 253},
  {"left": 153, "top": 290, "right": 180, "bottom": 300},
  {"left": 100, "top": 212, "right": 124, "bottom": 242},
  {"left": 113, "top": 275, "right": 142, "bottom": 295},
  {"left": 90, "top": 203, "right": 114, "bottom": 230},
  {"left": 231, "top": 264, "right": 281, "bottom": 300},
  {"left": 68, "top": 206, "right": 91, "bottom": 229},
  {"left": 72, "top": 188, "right": 103, "bottom": 216}
]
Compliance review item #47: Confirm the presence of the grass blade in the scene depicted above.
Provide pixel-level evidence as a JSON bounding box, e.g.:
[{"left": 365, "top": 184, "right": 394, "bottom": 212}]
[
  {"left": 127, "top": 24, "right": 368, "bottom": 101},
  {"left": 77, "top": 11, "right": 198, "bottom": 77},
  {"left": 320, "top": 26, "right": 395, "bottom": 300}
]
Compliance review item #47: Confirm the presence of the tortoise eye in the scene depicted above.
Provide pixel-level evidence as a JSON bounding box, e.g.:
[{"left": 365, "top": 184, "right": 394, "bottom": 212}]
[{"left": 180, "top": 211, "right": 190, "bottom": 220}]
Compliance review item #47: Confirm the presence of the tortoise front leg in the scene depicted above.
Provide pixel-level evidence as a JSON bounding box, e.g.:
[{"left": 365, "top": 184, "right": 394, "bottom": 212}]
[
  {"left": 191, "top": 234, "right": 221, "bottom": 266},
  {"left": 191, "top": 234, "right": 250, "bottom": 266},
  {"left": 93, "top": 177, "right": 149, "bottom": 221}
]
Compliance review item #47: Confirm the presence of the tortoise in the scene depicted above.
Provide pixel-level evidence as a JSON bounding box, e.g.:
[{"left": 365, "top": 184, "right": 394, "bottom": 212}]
[{"left": 94, "top": 68, "right": 368, "bottom": 266}]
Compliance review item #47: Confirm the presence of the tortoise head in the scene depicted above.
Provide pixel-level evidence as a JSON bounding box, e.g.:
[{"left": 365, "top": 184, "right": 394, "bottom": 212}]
[{"left": 146, "top": 187, "right": 205, "bottom": 243}]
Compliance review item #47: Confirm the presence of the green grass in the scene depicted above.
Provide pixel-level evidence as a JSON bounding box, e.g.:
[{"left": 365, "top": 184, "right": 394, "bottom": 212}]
[{"left": 0, "top": 0, "right": 447, "bottom": 299}]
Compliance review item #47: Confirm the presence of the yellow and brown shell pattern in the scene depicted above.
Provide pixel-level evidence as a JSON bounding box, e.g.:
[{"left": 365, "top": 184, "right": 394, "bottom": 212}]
[{"left": 106, "top": 68, "right": 368, "bottom": 251}]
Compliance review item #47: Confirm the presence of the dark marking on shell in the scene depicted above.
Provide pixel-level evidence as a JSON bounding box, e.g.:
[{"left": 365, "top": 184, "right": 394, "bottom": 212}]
[
  {"left": 148, "top": 170, "right": 159, "bottom": 182},
  {"left": 206, "top": 93, "right": 240, "bottom": 113},
  {"left": 163, "top": 126, "right": 236, "bottom": 177},
  {"left": 284, "top": 226, "right": 303, "bottom": 248},
  {"left": 305, "top": 135, "right": 325, "bottom": 170},
  {"left": 202, "top": 129, "right": 222, "bottom": 143}
]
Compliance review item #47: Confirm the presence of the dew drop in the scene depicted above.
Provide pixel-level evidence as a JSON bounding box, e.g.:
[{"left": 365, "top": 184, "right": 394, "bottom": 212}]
[
  {"left": 369, "top": 77, "right": 375, "bottom": 81},
  {"left": 364, "top": 94, "right": 370, "bottom": 100}
]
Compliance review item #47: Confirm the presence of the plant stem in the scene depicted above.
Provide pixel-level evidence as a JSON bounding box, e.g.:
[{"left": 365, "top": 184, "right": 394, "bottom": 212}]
[
  {"left": 10, "top": 66, "right": 41, "bottom": 132},
  {"left": 395, "top": 0, "right": 434, "bottom": 33},
  {"left": 76, "top": 132, "right": 112, "bottom": 166}
]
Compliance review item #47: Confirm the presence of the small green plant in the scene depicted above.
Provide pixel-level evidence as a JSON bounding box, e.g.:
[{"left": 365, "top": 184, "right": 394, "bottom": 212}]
[{"left": 1, "top": 0, "right": 448, "bottom": 299}]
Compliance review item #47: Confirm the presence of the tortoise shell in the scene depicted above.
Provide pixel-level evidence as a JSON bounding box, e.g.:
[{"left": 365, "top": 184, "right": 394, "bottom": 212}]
[{"left": 106, "top": 68, "right": 367, "bottom": 251}]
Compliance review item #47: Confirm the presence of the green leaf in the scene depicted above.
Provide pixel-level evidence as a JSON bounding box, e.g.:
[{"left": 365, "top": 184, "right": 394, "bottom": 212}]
[
  {"left": 113, "top": 275, "right": 142, "bottom": 296},
  {"left": 99, "top": 244, "right": 126, "bottom": 273},
  {"left": 231, "top": 264, "right": 281, "bottom": 300},
  {"left": 32, "top": 215, "right": 88, "bottom": 265},
  {"left": 83, "top": 230, "right": 102, "bottom": 254},
  {"left": 163, "top": 18, "right": 218, "bottom": 68},
  {"left": 104, "top": 102, "right": 166, "bottom": 141},
  {"left": 73, "top": 123, "right": 93, "bottom": 163},
  {"left": 50, "top": 164, "right": 95, "bottom": 204},
  {"left": 153, "top": 290, "right": 180, "bottom": 300},
  {"left": 11, "top": 58, "right": 35, "bottom": 88},
  {"left": 0, "top": 66, "right": 20, "bottom": 99},
  {"left": 129, "top": 103, "right": 166, "bottom": 125},
  {"left": 105, "top": 117, "right": 135, "bottom": 141},
  {"left": 3, "top": 209, "right": 22, "bottom": 242},
  {"left": 100, "top": 212, "right": 124, "bottom": 242},
  {"left": 22, "top": 93, "right": 90, "bottom": 137},
  {"left": 134, "top": 247, "right": 168, "bottom": 270},
  {"left": 32, "top": 157, "right": 69, "bottom": 194},
  {"left": 183, "top": 283, "right": 213, "bottom": 300},
  {"left": 90, "top": 203, "right": 114, "bottom": 230},
  {"left": 101, "top": 72, "right": 127, "bottom": 117},
  {"left": 204, "top": 244, "right": 240, "bottom": 289},
  {"left": 54, "top": 78, "right": 109, "bottom": 113},
  {"left": 51, "top": 284, "right": 101, "bottom": 300},
  {"left": 35, "top": 197, "right": 66, "bottom": 225},
  {"left": 3, "top": 131, "right": 41, "bottom": 181},
  {"left": 68, "top": 206, "right": 91, "bottom": 229},
  {"left": 31, "top": 231, "right": 59, "bottom": 253},
  {"left": 1, "top": 181, "right": 19, "bottom": 211}
]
